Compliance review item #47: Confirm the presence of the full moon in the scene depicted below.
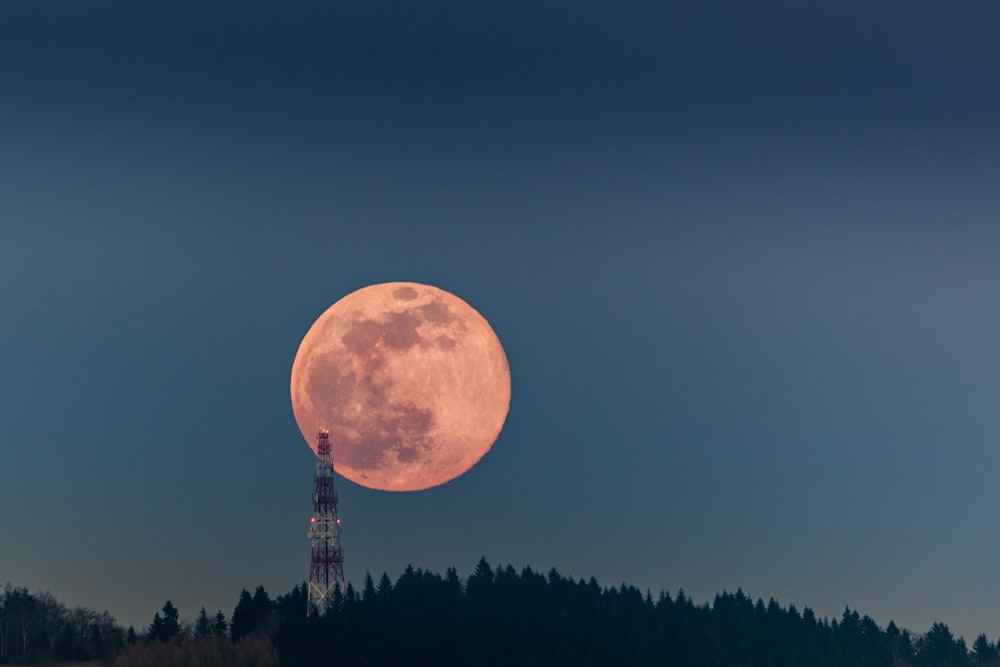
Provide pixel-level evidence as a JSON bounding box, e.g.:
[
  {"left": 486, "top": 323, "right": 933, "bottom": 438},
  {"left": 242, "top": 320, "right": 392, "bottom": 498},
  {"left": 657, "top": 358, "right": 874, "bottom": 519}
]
[{"left": 290, "top": 282, "right": 511, "bottom": 492}]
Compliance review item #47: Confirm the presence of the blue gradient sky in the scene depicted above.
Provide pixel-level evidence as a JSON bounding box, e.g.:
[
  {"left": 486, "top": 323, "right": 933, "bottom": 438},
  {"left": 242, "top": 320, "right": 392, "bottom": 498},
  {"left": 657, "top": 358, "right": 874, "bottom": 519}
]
[{"left": 3, "top": 0, "right": 1000, "bottom": 641}]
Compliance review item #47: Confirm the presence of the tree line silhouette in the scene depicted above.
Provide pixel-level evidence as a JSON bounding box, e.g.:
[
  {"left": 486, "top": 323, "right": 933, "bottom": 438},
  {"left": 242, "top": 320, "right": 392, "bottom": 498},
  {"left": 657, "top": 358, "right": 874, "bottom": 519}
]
[{"left": 3, "top": 558, "right": 1000, "bottom": 666}]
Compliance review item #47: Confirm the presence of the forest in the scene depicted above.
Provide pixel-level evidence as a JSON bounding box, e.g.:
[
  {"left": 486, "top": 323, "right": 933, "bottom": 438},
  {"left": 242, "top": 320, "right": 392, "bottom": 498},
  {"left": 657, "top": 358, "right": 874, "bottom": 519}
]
[{"left": 2, "top": 558, "right": 999, "bottom": 666}]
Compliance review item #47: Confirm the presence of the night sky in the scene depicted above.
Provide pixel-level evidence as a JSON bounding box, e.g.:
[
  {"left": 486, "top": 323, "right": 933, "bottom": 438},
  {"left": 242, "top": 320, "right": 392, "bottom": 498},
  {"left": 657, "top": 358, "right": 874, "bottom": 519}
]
[{"left": 3, "top": 0, "right": 1000, "bottom": 642}]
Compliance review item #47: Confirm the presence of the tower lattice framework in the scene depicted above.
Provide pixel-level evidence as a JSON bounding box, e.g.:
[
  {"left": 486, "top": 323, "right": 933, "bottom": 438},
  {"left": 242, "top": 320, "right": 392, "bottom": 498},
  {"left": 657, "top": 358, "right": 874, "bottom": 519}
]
[{"left": 307, "top": 429, "right": 344, "bottom": 615}]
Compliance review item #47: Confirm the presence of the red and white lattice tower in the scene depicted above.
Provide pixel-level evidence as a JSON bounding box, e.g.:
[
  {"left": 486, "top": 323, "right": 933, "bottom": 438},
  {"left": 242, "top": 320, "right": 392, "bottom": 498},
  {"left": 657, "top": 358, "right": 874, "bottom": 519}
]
[{"left": 307, "top": 429, "right": 344, "bottom": 615}]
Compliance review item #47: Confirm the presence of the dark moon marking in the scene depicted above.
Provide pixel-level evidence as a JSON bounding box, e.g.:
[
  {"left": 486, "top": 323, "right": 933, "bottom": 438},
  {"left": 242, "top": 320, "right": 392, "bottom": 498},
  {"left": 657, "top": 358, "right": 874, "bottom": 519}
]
[
  {"left": 436, "top": 335, "right": 457, "bottom": 350},
  {"left": 393, "top": 286, "right": 418, "bottom": 301},
  {"left": 341, "top": 310, "right": 426, "bottom": 354},
  {"left": 339, "top": 401, "right": 434, "bottom": 471},
  {"left": 341, "top": 319, "right": 384, "bottom": 355},
  {"left": 420, "top": 300, "right": 452, "bottom": 324},
  {"left": 306, "top": 353, "right": 357, "bottom": 408},
  {"left": 365, "top": 355, "right": 385, "bottom": 372},
  {"left": 396, "top": 446, "right": 420, "bottom": 463},
  {"left": 382, "top": 311, "right": 423, "bottom": 350},
  {"left": 364, "top": 377, "right": 390, "bottom": 408}
]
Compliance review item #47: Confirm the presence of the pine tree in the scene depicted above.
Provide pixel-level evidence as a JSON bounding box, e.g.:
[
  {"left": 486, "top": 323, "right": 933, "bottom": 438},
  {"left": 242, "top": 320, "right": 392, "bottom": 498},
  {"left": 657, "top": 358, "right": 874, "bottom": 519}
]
[
  {"left": 147, "top": 613, "right": 163, "bottom": 642},
  {"left": 194, "top": 607, "right": 212, "bottom": 639},
  {"left": 213, "top": 610, "right": 228, "bottom": 637},
  {"left": 362, "top": 573, "right": 376, "bottom": 603},
  {"left": 231, "top": 590, "right": 255, "bottom": 641},
  {"left": 159, "top": 601, "right": 180, "bottom": 641},
  {"left": 973, "top": 633, "right": 998, "bottom": 664},
  {"left": 251, "top": 586, "right": 274, "bottom": 637}
]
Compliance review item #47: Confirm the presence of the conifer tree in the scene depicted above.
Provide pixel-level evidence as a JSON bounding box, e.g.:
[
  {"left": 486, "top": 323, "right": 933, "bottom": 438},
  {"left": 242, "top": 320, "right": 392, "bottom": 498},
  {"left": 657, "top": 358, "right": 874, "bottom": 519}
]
[
  {"left": 213, "top": 610, "right": 228, "bottom": 637},
  {"left": 194, "top": 607, "right": 212, "bottom": 639}
]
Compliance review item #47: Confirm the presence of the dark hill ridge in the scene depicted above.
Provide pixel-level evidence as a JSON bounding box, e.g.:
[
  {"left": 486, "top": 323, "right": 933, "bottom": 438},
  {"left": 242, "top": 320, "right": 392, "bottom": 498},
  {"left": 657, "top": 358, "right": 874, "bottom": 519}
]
[{"left": 2, "top": 559, "right": 995, "bottom": 666}]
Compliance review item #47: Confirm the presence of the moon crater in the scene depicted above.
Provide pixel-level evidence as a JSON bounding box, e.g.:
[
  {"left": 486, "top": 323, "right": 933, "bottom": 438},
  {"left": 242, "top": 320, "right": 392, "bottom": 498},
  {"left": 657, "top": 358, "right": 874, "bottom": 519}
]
[{"left": 291, "top": 282, "right": 511, "bottom": 491}]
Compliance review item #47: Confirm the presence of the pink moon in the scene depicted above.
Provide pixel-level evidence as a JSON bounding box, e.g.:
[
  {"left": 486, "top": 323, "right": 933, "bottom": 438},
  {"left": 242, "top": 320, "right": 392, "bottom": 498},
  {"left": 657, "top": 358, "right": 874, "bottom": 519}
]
[{"left": 290, "top": 282, "right": 511, "bottom": 492}]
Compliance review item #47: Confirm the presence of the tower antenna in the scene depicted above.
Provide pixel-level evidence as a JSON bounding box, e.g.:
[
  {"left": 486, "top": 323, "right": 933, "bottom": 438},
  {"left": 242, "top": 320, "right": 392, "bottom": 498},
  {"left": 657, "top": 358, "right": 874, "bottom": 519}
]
[{"left": 307, "top": 429, "right": 344, "bottom": 615}]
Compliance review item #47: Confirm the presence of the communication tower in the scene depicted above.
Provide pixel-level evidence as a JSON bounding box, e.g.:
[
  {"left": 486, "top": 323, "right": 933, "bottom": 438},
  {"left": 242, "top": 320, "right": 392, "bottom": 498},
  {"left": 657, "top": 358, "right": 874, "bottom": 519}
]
[{"left": 307, "top": 429, "right": 345, "bottom": 615}]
